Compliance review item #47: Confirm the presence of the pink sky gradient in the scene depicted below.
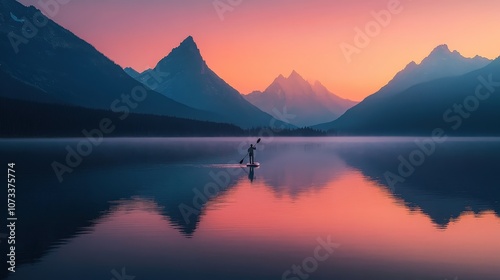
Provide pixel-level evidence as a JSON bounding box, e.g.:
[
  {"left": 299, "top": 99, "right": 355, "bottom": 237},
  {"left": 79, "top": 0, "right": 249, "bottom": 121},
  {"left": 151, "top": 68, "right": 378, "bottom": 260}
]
[{"left": 18, "top": 0, "right": 500, "bottom": 101}]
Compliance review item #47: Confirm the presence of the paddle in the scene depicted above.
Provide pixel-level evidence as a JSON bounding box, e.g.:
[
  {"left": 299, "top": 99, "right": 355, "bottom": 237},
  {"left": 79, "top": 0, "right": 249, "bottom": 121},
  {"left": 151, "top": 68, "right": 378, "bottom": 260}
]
[{"left": 239, "top": 138, "right": 261, "bottom": 164}]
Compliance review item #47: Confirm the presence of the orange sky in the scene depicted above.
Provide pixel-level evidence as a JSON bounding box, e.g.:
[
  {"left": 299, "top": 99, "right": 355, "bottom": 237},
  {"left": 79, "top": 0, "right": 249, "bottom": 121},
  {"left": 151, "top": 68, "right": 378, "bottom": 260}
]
[{"left": 19, "top": 0, "right": 500, "bottom": 101}]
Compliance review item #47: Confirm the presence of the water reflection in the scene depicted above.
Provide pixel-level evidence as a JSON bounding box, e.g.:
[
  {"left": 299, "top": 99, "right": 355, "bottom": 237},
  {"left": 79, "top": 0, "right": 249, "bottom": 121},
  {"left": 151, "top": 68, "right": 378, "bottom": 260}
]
[
  {"left": 7, "top": 169, "right": 500, "bottom": 280},
  {"left": 335, "top": 138, "right": 500, "bottom": 226},
  {"left": 244, "top": 167, "right": 256, "bottom": 183},
  {"left": 1, "top": 138, "right": 500, "bottom": 280}
]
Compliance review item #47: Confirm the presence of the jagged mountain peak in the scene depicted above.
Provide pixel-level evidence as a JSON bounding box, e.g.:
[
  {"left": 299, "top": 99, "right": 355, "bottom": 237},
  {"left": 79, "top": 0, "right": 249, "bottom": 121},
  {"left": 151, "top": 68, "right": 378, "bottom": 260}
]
[
  {"left": 125, "top": 36, "right": 288, "bottom": 128},
  {"left": 0, "top": 3, "right": 223, "bottom": 124},
  {"left": 424, "top": 44, "right": 463, "bottom": 62},
  {"left": 423, "top": 44, "right": 491, "bottom": 65},
  {"left": 371, "top": 44, "right": 492, "bottom": 99},
  {"left": 269, "top": 70, "right": 308, "bottom": 85},
  {"left": 246, "top": 72, "right": 357, "bottom": 127},
  {"left": 177, "top": 36, "right": 198, "bottom": 52},
  {"left": 160, "top": 36, "right": 203, "bottom": 64},
  {"left": 153, "top": 36, "right": 207, "bottom": 75},
  {"left": 430, "top": 44, "right": 451, "bottom": 54},
  {"left": 405, "top": 61, "right": 418, "bottom": 68},
  {"left": 182, "top": 35, "right": 195, "bottom": 44},
  {"left": 316, "top": 54, "right": 500, "bottom": 135},
  {"left": 274, "top": 73, "right": 286, "bottom": 82},
  {"left": 268, "top": 70, "right": 311, "bottom": 94},
  {"left": 288, "top": 70, "right": 303, "bottom": 79}
]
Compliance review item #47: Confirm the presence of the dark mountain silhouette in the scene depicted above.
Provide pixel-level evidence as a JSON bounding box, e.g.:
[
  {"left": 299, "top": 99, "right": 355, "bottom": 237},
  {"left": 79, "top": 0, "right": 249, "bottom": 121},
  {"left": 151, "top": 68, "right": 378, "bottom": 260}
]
[
  {"left": 0, "top": 96, "right": 321, "bottom": 137},
  {"left": 245, "top": 71, "right": 357, "bottom": 127},
  {"left": 124, "top": 67, "right": 141, "bottom": 79},
  {"left": 127, "top": 36, "right": 293, "bottom": 129},
  {"left": 0, "top": 69, "right": 320, "bottom": 137},
  {"left": 0, "top": 0, "right": 223, "bottom": 123},
  {"left": 0, "top": 66, "right": 61, "bottom": 104},
  {"left": 0, "top": 97, "right": 247, "bottom": 137},
  {"left": 316, "top": 49, "right": 500, "bottom": 135}
]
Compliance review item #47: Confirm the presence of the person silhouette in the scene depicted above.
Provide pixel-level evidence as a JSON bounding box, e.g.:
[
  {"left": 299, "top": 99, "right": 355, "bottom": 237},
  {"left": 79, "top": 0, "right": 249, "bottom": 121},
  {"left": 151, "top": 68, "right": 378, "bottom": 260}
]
[{"left": 248, "top": 144, "right": 256, "bottom": 164}]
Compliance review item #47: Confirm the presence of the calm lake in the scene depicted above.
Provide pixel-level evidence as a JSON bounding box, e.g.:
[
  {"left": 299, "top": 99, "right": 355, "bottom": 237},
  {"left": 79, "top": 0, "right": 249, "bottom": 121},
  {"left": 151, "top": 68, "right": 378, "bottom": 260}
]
[{"left": 1, "top": 137, "right": 500, "bottom": 280}]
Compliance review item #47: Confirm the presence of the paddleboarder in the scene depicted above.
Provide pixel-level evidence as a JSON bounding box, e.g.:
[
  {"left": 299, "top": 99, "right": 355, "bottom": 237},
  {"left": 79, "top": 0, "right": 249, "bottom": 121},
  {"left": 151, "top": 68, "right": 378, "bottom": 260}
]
[
  {"left": 248, "top": 144, "right": 256, "bottom": 164},
  {"left": 239, "top": 139, "right": 261, "bottom": 166}
]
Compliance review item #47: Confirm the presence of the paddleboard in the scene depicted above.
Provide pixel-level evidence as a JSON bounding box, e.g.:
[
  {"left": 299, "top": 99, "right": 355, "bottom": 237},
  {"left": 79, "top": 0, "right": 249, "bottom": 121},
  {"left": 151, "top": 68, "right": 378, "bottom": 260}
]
[{"left": 246, "top": 162, "right": 260, "bottom": 167}]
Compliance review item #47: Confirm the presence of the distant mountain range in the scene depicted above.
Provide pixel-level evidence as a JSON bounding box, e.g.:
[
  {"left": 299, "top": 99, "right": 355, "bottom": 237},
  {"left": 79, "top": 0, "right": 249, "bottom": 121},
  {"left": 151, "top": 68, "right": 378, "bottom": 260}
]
[
  {"left": 245, "top": 71, "right": 357, "bottom": 127},
  {"left": 374, "top": 44, "right": 492, "bottom": 98},
  {"left": 1, "top": 0, "right": 499, "bottom": 136},
  {"left": 125, "top": 36, "right": 291, "bottom": 129},
  {"left": 316, "top": 45, "right": 500, "bottom": 135}
]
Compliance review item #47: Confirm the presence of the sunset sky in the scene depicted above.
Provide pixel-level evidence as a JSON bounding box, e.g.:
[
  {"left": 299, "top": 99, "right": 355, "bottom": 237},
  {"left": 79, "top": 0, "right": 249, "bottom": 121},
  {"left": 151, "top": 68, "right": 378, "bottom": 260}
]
[{"left": 19, "top": 0, "right": 500, "bottom": 101}]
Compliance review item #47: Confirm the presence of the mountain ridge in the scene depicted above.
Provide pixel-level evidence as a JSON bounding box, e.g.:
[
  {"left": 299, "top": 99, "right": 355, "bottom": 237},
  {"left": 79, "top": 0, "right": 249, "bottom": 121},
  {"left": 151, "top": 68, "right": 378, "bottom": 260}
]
[
  {"left": 0, "top": 0, "right": 225, "bottom": 124},
  {"left": 372, "top": 44, "right": 492, "bottom": 99},
  {"left": 245, "top": 71, "right": 357, "bottom": 127},
  {"left": 316, "top": 55, "right": 500, "bottom": 135},
  {"left": 126, "top": 36, "right": 293, "bottom": 129}
]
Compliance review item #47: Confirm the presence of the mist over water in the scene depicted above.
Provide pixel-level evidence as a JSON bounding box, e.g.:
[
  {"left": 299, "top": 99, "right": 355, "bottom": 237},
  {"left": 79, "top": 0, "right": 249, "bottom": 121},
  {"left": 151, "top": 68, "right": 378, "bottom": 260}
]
[{"left": 2, "top": 137, "right": 499, "bottom": 280}]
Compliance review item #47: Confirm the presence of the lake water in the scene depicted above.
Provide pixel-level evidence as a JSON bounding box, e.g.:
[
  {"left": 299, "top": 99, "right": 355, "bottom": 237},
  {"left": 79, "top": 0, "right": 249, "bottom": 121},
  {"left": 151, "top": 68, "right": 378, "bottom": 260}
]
[{"left": 1, "top": 137, "right": 500, "bottom": 280}]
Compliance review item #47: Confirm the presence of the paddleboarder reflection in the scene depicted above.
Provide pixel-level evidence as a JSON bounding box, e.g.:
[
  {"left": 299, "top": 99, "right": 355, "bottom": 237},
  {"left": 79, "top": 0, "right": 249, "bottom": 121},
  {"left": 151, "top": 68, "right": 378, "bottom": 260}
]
[
  {"left": 248, "top": 144, "right": 256, "bottom": 164},
  {"left": 248, "top": 167, "right": 255, "bottom": 182}
]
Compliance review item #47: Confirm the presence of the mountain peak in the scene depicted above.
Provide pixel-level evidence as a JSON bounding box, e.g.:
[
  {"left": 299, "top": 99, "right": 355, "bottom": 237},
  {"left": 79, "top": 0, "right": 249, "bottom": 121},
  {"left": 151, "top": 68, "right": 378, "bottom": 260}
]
[
  {"left": 373, "top": 44, "right": 492, "bottom": 99},
  {"left": 247, "top": 73, "right": 357, "bottom": 127},
  {"left": 177, "top": 36, "right": 199, "bottom": 52},
  {"left": 427, "top": 44, "right": 465, "bottom": 59},
  {"left": 402, "top": 61, "right": 418, "bottom": 71},
  {"left": 431, "top": 44, "right": 451, "bottom": 54},
  {"left": 156, "top": 36, "right": 204, "bottom": 70},
  {"left": 288, "top": 70, "right": 302, "bottom": 79},
  {"left": 180, "top": 36, "right": 196, "bottom": 45},
  {"left": 421, "top": 44, "right": 467, "bottom": 65}
]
